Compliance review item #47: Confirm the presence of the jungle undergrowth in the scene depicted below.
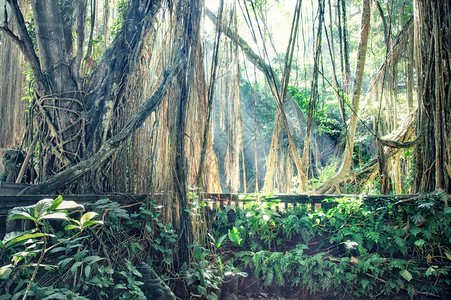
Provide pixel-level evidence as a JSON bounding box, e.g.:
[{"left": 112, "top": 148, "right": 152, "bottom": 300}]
[
  {"left": 212, "top": 192, "right": 451, "bottom": 299},
  {"left": 0, "top": 195, "right": 242, "bottom": 300}
]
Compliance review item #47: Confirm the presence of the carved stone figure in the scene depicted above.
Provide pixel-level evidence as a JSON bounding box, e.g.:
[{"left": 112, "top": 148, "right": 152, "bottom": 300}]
[{"left": 0, "top": 149, "right": 25, "bottom": 182}]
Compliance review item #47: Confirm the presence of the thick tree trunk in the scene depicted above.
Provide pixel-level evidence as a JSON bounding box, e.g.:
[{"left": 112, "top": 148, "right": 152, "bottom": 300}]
[
  {"left": 2, "top": 0, "right": 166, "bottom": 191},
  {"left": 33, "top": 1, "right": 84, "bottom": 178},
  {"left": 19, "top": 59, "right": 185, "bottom": 195},
  {"left": 0, "top": 6, "right": 28, "bottom": 148},
  {"left": 413, "top": 0, "right": 451, "bottom": 193}
]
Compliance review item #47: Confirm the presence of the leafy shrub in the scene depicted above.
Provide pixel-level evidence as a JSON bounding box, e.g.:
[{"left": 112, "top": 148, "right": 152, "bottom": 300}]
[{"left": 0, "top": 196, "right": 178, "bottom": 299}]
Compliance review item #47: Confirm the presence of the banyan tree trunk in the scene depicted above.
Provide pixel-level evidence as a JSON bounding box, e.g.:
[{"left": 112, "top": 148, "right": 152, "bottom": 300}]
[
  {"left": 0, "top": 2, "right": 28, "bottom": 149},
  {"left": 413, "top": 0, "right": 451, "bottom": 193}
]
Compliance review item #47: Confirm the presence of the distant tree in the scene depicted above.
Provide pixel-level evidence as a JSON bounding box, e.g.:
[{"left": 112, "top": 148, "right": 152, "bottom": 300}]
[{"left": 316, "top": 0, "right": 372, "bottom": 193}]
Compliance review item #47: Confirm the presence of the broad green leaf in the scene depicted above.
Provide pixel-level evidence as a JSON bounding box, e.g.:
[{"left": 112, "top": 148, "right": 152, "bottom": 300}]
[
  {"left": 47, "top": 195, "right": 64, "bottom": 212},
  {"left": 228, "top": 227, "right": 242, "bottom": 246},
  {"left": 56, "top": 201, "right": 84, "bottom": 211},
  {"left": 74, "top": 250, "right": 89, "bottom": 260},
  {"left": 34, "top": 199, "right": 54, "bottom": 218},
  {"left": 58, "top": 257, "right": 74, "bottom": 269},
  {"left": 68, "top": 218, "right": 81, "bottom": 226},
  {"left": 207, "top": 293, "right": 219, "bottom": 300},
  {"left": 8, "top": 199, "right": 54, "bottom": 222},
  {"left": 145, "top": 223, "right": 153, "bottom": 233},
  {"left": 84, "top": 256, "right": 105, "bottom": 264},
  {"left": 85, "top": 264, "right": 92, "bottom": 278},
  {"left": 64, "top": 225, "right": 80, "bottom": 231},
  {"left": 193, "top": 246, "right": 202, "bottom": 260},
  {"left": 80, "top": 212, "right": 98, "bottom": 226},
  {"left": 7, "top": 210, "right": 35, "bottom": 222},
  {"left": 2, "top": 230, "right": 33, "bottom": 245},
  {"left": 197, "top": 285, "right": 207, "bottom": 296},
  {"left": 0, "top": 266, "right": 12, "bottom": 279},
  {"left": 49, "top": 246, "right": 66, "bottom": 254},
  {"left": 414, "top": 239, "right": 425, "bottom": 248},
  {"left": 43, "top": 293, "right": 66, "bottom": 300},
  {"left": 41, "top": 213, "right": 68, "bottom": 221},
  {"left": 5, "top": 232, "right": 50, "bottom": 248},
  {"left": 445, "top": 251, "right": 451, "bottom": 261},
  {"left": 71, "top": 261, "right": 83, "bottom": 274},
  {"left": 425, "top": 266, "right": 436, "bottom": 276},
  {"left": 81, "top": 220, "right": 103, "bottom": 228},
  {"left": 115, "top": 283, "right": 127, "bottom": 289},
  {"left": 400, "top": 270, "right": 412, "bottom": 282},
  {"left": 132, "top": 267, "right": 142, "bottom": 277},
  {"left": 216, "top": 234, "right": 227, "bottom": 248}
]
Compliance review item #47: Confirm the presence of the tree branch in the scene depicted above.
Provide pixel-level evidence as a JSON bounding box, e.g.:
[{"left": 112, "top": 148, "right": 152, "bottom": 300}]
[
  {"left": 205, "top": 7, "right": 268, "bottom": 75},
  {"left": 6, "top": 0, "right": 44, "bottom": 85}
]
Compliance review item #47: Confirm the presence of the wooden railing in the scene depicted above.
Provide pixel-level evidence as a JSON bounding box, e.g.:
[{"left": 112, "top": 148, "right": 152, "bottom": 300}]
[
  {"left": 201, "top": 193, "right": 423, "bottom": 211},
  {"left": 0, "top": 191, "right": 445, "bottom": 238}
]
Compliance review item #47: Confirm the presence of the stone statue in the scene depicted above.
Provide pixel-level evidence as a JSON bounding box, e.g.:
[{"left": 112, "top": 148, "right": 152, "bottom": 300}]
[{"left": 0, "top": 149, "right": 26, "bottom": 182}]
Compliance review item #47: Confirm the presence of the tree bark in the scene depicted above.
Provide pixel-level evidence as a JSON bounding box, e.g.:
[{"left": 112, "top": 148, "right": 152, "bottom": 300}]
[
  {"left": 407, "top": 28, "right": 414, "bottom": 113},
  {"left": 0, "top": 1, "right": 28, "bottom": 148},
  {"left": 413, "top": 0, "right": 451, "bottom": 193}
]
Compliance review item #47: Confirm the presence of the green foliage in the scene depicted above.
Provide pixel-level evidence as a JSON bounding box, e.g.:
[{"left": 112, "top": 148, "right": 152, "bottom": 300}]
[
  {"left": 140, "top": 202, "right": 178, "bottom": 266},
  {"left": 0, "top": 197, "right": 179, "bottom": 299},
  {"left": 227, "top": 227, "right": 243, "bottom": 247},
  {"left": 115, "top": 261, "right": 146, "bottom": 299},
  {"left": 183, "top": 242, "right": 247, "bottom": 300},
  {"left": 213, "top": 193, "right": 451, "bottom": 298},
  {"left": 184, "top": 244, "right": 221, "bottom": 299},
  {"left": 111, "top": 0, "right": 128, "bottom": 38},
  {"left": 1, "top": 196, "right": 102, "bottom": 299},
  {"left": 287, "top": 85, "right": 342, "bottom": 139},
  {"left": 308, "top": 159, "right": 339, "bottom": 189}
]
